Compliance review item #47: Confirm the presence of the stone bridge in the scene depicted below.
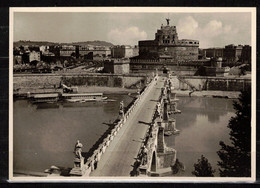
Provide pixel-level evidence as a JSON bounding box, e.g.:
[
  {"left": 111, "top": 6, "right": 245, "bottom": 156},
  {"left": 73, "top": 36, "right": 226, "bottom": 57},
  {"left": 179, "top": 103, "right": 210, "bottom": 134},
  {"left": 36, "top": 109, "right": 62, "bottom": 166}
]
[
  {"left": 49, "top": 73, "right": 182, "bottom": 177},
  {"left": 137, "top": 78, "right": 182, "bottom": 176}
]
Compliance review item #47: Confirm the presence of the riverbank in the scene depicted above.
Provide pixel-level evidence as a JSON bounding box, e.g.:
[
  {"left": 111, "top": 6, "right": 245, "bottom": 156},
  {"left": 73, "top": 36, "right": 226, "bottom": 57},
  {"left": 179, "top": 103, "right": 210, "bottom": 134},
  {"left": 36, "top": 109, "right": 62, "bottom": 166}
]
[
  {"left": 13, "top": 86, "right": 138, "bottom": 98},
  {"left": 13, "top": 86, "right": 240, "bottom": 99},
  {"left": 77, "top": 86, "right": 137, "bottom": 94},
  {"left": 173, "top": 90, "right": 240, "bottom": 99}
]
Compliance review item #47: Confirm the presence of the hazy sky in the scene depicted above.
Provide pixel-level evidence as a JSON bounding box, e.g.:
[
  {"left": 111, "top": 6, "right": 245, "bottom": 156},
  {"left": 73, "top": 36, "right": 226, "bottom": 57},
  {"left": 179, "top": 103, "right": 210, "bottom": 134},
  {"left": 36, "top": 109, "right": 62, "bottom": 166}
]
[{"left": 13, "top": 12, "right": 252, "bottom": 48}]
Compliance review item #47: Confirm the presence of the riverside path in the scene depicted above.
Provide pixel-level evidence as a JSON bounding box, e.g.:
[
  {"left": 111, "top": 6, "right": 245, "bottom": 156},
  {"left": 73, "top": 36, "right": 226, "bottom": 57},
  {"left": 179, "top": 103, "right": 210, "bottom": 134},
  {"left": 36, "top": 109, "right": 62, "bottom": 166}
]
[{"left": 90, "top": 76, "right": 165, "bottom": 176}]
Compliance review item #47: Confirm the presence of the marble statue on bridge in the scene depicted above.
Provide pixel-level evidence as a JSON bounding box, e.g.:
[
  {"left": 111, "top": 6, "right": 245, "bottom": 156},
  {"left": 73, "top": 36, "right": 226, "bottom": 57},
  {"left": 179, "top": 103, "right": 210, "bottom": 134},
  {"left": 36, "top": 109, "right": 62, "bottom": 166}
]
[
  {"left": 141, "top": 146, "right": 148, "bottom": 165},
  {"left": 119, "top": 101, "right": 124, "bottom": 115},
  {"left": 74, "top": 140, "right": 83, "bottom": 159},
  {"left": 70, "top": 140, "right": 86, "bottom": 176},
  {"left": 118, "top": 101, "right": 125, "bottom": 120}
]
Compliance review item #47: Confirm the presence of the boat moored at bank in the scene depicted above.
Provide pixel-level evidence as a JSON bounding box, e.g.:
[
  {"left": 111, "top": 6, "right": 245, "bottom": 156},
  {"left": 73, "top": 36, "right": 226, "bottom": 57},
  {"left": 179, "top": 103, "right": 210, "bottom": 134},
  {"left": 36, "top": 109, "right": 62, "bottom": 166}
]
[
  {"left": 61, "top": 93, "right": 107, "bottom": 102},
  {"left": 32, "top": 93, "right": 59, "bottom": 103}
]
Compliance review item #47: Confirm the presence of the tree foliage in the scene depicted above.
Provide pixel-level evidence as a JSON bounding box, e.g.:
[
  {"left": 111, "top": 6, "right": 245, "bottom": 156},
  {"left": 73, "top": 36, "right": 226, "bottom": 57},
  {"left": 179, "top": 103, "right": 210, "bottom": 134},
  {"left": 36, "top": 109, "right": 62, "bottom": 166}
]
[
  {"left": 217, "top": 88, "right": 251, "bottom": 177},
  {"left": 192, "top": 155, "right": 215, "bottom": 177},
  {"left": 171, "top": 158, "right": 185, "bottom": 175}
]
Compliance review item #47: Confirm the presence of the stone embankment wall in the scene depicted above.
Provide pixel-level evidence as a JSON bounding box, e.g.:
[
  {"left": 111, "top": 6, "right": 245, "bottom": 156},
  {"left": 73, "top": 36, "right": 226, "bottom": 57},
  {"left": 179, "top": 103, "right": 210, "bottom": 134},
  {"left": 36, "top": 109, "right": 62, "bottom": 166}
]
[
  {"left": 130, "top": 64, "right": 197, "bottom": 75},
  {"left": 171, "top": 76, "right": 251, "bottom": 91},
  {"left": 13, "top": 73, "right": 147, "bottom": 90}
]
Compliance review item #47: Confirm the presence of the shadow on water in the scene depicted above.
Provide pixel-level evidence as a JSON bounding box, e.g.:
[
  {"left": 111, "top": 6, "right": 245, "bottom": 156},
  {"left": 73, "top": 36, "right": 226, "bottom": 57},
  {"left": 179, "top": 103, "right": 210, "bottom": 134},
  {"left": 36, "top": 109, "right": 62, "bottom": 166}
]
[
  {"left": 35, "top": 103, "right": 60, "bottom": 109},
  {"left": 32, "top": 101, "right": 105, "bottom": 109},
  {"left": 60, "top": 101, "right": 104, "bottom": 108}
]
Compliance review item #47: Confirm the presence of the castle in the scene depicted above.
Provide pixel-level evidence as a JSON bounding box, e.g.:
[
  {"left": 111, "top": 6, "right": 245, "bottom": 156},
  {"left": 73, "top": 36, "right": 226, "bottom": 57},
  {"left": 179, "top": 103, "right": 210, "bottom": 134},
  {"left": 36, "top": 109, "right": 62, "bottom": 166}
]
[{"left": 133, "top": 18, "right": 199, "bottom": 62}]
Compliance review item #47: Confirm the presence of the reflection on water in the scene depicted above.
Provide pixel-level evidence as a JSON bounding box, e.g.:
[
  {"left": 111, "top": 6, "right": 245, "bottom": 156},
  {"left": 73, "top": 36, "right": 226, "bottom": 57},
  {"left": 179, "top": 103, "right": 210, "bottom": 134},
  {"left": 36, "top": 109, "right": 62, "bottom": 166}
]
[
  {"left": 165, "top": 96, "right": 236, "bottom": 177},
  {"left": 13, "top": 94, "right": 133, "bottom": 173}
]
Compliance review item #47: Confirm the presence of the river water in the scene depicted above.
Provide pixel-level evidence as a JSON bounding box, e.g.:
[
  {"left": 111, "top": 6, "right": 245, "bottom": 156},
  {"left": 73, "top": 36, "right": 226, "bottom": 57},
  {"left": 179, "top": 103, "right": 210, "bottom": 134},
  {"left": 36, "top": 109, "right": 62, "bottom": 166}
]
[
  {"left": 13, "top": 94, "right": 133, "bottom": 174},
  {"left": 13, "top": 95, "right": 235, "bottom": 176},
  {"left": 165, "top": 96, "right": 235, "bottom": 176}
]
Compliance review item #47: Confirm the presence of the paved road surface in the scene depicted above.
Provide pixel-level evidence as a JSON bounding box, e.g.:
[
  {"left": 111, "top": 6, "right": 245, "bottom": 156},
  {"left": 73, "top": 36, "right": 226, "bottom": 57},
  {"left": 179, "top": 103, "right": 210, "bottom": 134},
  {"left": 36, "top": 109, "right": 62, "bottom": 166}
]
[{"left": 90, "top": 76, "right": 164, "bottom": 176}]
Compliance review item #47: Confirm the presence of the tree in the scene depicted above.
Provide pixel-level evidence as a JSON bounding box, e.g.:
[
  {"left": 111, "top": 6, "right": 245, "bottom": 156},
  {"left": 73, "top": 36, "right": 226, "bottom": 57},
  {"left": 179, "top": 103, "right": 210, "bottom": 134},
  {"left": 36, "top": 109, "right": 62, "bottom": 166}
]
[
  {"left": 217, "top": 88, "right": 251, "bottom": 177},
  {"left": 171, "top": 158, "right": 185, "bottom": 175},
  {"left": 192, "top": 155, "right": 215, "bottom": 177}
]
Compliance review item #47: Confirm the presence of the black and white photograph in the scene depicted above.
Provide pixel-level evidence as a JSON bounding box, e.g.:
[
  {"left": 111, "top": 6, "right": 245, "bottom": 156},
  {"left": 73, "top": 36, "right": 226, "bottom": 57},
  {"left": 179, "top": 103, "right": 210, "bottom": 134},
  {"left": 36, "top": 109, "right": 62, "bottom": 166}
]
[{"left": 9, "top": 7, "right": 256, "bottom": 182}]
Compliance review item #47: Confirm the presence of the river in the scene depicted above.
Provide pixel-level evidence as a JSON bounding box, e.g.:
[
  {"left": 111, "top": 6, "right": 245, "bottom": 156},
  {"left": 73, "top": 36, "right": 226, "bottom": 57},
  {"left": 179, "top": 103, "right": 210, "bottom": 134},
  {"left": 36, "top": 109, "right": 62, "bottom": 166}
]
[
  {"left": 13, "top": 95, "right": 235, "bottom": 176},
  {"left": 165, "top": 96, "right": 235, "bottom": 176},
  {"left": 13, "top": 94, "right": 133, "bottom": 174}
]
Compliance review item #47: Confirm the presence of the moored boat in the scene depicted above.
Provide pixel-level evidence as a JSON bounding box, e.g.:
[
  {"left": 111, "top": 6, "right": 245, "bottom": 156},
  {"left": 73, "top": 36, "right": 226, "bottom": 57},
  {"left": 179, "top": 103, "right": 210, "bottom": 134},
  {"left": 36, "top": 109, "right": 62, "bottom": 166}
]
[
  {"left": 32, "top": 93, "right": 59, "bottom": 103},
  {"left": 62, "top": 93, "right": 107, "bottom": 102}
]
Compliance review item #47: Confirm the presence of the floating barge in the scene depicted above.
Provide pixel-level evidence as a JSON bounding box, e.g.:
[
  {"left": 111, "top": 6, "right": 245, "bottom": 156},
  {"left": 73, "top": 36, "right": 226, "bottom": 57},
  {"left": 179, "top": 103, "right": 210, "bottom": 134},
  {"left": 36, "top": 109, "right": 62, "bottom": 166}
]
[
  {"left": 26, "top": 84, "right": 108, "bottom": 103},
  {"left": 31, "top": 92, "right": 107, "bottom": 103},
  {"left": 61, "top": 93, "right": 107, "bottom": 102},
  {"left": 32, "top": 93, "right": 59, "bottom": 103}
]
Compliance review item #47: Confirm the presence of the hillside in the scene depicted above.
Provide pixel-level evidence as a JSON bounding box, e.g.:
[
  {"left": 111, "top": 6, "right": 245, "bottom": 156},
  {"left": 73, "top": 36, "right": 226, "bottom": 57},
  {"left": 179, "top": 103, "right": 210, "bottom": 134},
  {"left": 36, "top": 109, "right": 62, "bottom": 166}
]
[
  {"left": 14, "top": 41, "right": 57, "bottom": 48},
  {"left": 14, "top": 40, "right": 114, "bottom": 47},
  {"left": 72, "top": 40, "right": 114, "bottom": 47}
]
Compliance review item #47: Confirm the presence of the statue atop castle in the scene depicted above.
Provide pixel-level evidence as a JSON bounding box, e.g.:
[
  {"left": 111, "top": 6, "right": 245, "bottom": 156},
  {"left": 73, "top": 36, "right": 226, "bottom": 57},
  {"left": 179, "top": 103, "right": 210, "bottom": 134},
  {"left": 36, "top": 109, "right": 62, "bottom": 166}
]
[{"left": 166, "top": 18, "right": 170, "bottom": 26}]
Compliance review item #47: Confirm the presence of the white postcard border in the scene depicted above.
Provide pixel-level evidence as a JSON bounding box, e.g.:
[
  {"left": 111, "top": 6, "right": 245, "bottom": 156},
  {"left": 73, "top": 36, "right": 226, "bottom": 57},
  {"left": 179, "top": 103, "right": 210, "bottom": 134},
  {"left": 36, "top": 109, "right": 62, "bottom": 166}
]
[{"left": 9, "top": 7, "right": 257, "bottom": 183}]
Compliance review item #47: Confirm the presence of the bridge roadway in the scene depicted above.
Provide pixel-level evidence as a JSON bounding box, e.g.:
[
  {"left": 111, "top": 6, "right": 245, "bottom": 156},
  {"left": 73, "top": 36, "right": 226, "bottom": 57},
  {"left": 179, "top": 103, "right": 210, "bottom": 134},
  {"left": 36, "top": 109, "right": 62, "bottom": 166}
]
[{"left": 90, "top": 76, "right": 164, "bottom": 176}]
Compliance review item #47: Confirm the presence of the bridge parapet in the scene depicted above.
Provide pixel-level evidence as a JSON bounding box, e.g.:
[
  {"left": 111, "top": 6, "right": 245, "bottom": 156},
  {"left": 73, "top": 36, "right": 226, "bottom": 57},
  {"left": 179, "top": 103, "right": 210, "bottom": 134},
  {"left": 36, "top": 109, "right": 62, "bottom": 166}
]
[
  {"left": 68, "top": 75, "right": 158, "bottom": 176},
  {"left": 137, "top": 75, "right": 182, "bottom": 176},
  {"left": 138, "top": 116, "right": 178, "bottom": 176}
]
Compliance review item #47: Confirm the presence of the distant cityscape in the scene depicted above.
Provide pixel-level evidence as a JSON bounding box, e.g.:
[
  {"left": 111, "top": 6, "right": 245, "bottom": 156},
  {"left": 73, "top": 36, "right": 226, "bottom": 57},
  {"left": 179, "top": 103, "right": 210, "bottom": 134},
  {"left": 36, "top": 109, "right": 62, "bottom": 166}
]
[{"left": 13, "top": 18, "right": 251, "bottom": 76}]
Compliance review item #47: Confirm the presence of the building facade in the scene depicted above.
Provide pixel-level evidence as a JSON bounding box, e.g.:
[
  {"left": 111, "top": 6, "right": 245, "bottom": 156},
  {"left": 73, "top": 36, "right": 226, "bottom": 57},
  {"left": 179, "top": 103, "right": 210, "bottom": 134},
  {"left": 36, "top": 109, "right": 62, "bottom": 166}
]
[
  {"left": 111, "top": 45, "right": 139, "bottom": 58},
  {"left": 241, "top": 45, "right": 251, "bottom": 64},
  {"left": 202, "top": 48, "right": 224, "bottom": 58},
  {"left": 14, "top": 55, "right": 23, "bottom": 64},
  {"left": 223, "top": 44, "right": 243, "bottom": 63},
  {"left": 77, "top": 45, "right": 111, "bottom": 60},
  {"left": 201, "top": 44, "right": 251, "bottom": 64},
  {"left": 103, "top": 59, "right": 130, "bottom": 74},
  {"left": 204, "top": 57, "right": 230, "bottom": 77},
  {"left": 29, "top": 51, "right": 41, "bottom": 62},
  {"left": 60, "top": 45, "right": 76, "bottom": 57}
]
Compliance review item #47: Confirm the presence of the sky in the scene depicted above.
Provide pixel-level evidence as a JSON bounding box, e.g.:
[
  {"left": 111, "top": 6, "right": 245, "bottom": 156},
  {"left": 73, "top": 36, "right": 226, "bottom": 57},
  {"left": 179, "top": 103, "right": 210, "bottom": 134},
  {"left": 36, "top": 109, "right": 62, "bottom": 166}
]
[{"left": 13, "top": 12, "right": 252, "bottom": 48}]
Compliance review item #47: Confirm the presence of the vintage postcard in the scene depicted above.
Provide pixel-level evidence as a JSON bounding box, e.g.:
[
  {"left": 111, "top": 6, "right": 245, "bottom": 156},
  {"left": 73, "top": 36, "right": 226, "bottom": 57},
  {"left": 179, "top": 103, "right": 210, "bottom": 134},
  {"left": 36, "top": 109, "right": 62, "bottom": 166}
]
[{"left": 9, "top": 7, "right": 256, "bottom": 182}]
